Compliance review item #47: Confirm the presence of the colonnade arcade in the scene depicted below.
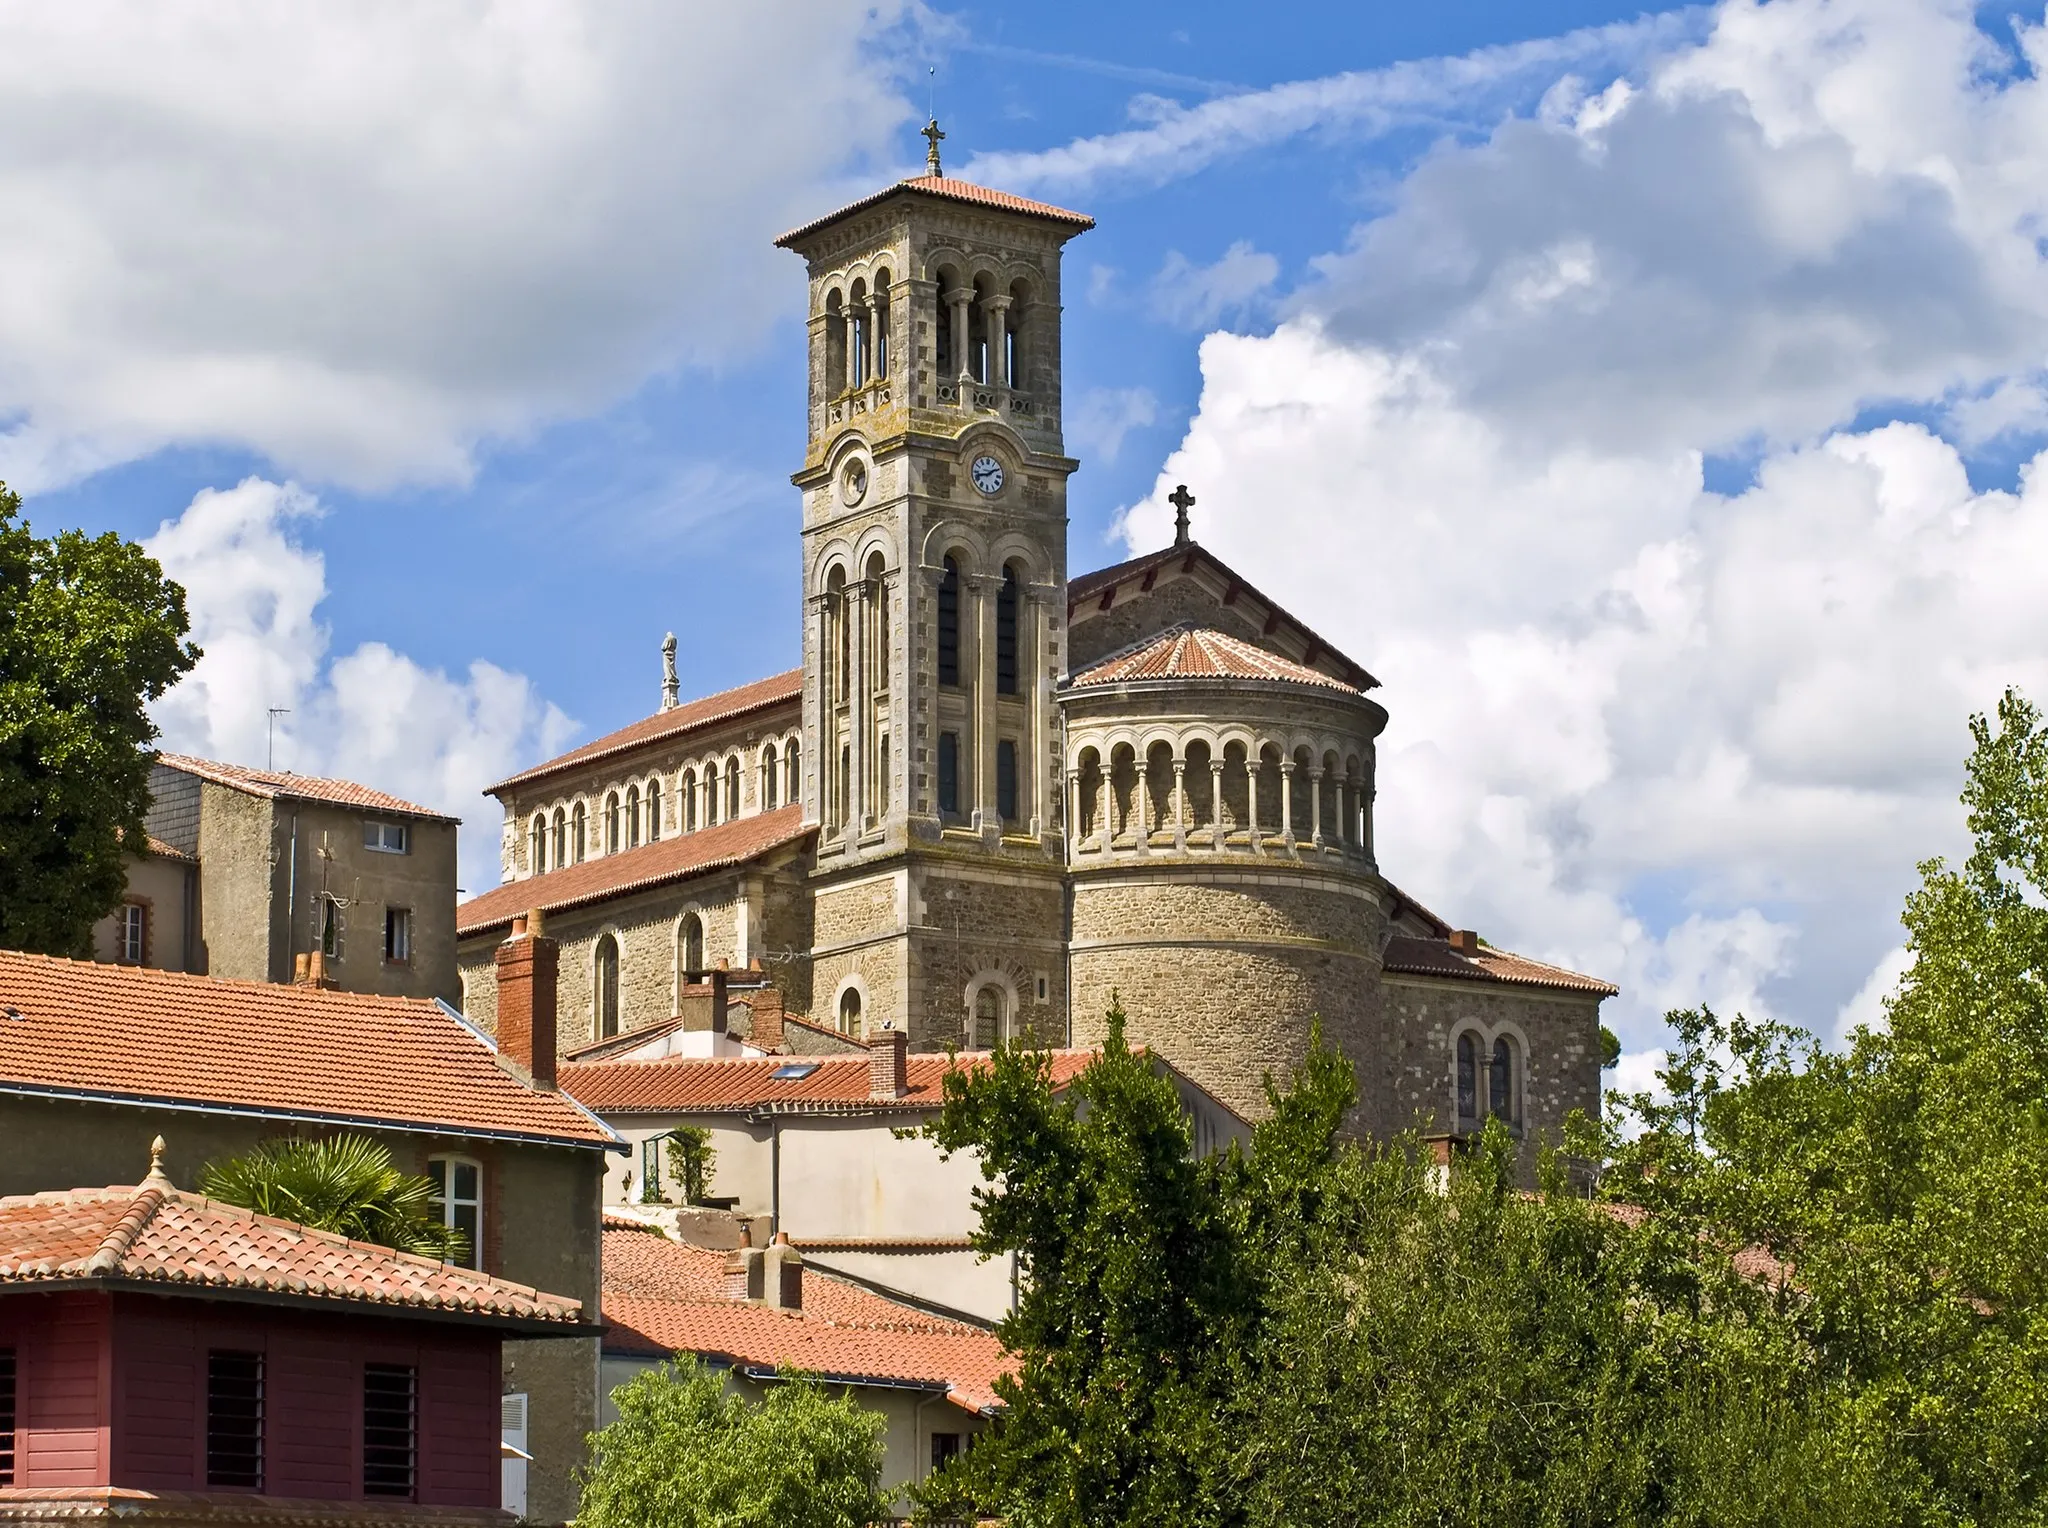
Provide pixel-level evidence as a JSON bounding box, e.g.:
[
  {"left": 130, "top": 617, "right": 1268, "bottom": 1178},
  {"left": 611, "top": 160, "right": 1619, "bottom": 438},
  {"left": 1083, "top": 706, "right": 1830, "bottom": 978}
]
[{"left": 1067, "top": 727, "right": 1376, "bottom": 862}]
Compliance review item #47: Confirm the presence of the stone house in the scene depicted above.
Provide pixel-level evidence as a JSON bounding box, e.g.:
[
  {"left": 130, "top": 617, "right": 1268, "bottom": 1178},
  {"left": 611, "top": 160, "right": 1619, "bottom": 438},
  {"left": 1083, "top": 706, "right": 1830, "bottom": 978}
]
[
  {"left": 455, "top": 140, "right": 1616, "bottom": 1167},
  {"left": 0, "top": 947, "right": 620, "bottom": 1525},
  {"left": 89, "top": 754, "right": 461, "bottom": 1006}
]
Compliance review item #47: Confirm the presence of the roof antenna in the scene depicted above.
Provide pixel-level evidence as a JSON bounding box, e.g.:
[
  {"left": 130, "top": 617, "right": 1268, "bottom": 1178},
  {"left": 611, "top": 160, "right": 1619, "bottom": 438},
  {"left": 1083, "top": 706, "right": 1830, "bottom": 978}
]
[{"left": 267, "top": 707, "right": 291, "bottom": 771}]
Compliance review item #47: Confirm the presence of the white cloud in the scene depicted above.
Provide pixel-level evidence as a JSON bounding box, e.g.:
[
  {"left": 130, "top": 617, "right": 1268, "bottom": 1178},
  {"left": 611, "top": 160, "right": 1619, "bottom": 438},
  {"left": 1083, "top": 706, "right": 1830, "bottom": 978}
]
[
  {"left": 1068, "top": 387, "right": 1160, "bottom": 465},
  {"left": 1833, "top": 942, "right": 1912, "bottom": 1042},
  {"left": 147, "top": 479, "right": 573, "bottom": 892},
  {"left": 1150, "top": 242, "right": 1280, "bottom": 329},
  {"left": 0, "top": 2, "right": 915, "bottom": 491}
]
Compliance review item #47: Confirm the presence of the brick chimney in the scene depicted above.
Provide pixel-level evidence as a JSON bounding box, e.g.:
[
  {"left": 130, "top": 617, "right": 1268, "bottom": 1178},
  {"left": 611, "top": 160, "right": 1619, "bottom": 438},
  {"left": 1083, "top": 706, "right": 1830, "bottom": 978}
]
[
  {"left": 764, "top": 1231, "right": 804, "bottom": 1311},
  {"left": 1447, "top": 929, "right": 1481, "bottom": 956},
  {"left": 494, "top": 910, "right": 558, "bottom": 1090},
  {"left": 724, "top": 1223, "right": 765, "bottom": 1302},
  {"left": 869, "top": 1025, "right": 908, "bottom": 1099},
  {"left": 746, "top": 986, "right": 785, "bottom": 1052}
]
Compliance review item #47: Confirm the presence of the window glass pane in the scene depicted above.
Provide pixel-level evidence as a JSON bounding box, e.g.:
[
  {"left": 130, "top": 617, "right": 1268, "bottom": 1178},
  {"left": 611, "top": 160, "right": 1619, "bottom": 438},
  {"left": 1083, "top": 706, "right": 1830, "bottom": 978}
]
[
  {"left": 937, "top": 560, "right": 960, "bottom": 687},
  {"left": 996, "top": 741, "right": 1018, "bottom": 823},
  {"left": 453, "top": 1161, "right": 479, "bottom": 1201},
  {"left": 1457, "top": 1035, "right": 1476, "bottom": 1119},
  {"left": 454, "top": 1203, "right": 481, "bottom": 1268},
  {"left": 938, "top": 733, "right": 959, "bottom": 817},
  {"left": 206, "top": 1350, "right": 264, "bottom": 1490},
  {"left": 996, "top": 568, "right": 1020, "bottom": 694},
  {"left": 1490, "top": 1039, "right": 1512, "bottom": 1119}
]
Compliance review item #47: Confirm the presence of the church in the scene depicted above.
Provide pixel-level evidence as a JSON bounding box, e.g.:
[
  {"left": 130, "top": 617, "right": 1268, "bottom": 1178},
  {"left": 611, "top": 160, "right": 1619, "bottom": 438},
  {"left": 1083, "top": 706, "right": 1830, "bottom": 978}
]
[{"left": 454, "top": 130, "right": 1615, "bottom": 1143}]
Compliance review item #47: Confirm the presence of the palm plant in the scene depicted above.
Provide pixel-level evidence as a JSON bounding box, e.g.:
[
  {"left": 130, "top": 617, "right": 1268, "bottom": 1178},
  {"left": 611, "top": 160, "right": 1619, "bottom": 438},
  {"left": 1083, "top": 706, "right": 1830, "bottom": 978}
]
[{"left": 199, "top": 1133, "right": 467, "bottom": 1261}]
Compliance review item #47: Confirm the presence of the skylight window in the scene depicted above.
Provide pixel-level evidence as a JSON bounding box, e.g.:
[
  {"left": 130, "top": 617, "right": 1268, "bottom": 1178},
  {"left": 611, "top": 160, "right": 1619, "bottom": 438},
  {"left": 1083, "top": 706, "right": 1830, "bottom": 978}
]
[{"left": 770, "top": 1063, "right": 820, "bottom": 1081}]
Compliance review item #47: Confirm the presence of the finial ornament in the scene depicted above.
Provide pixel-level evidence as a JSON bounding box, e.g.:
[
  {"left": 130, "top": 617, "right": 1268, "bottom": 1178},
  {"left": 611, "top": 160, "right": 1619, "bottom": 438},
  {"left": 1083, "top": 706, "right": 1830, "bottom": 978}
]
[
  {"left": 1169, "top": 484, "right": 1196, "bottom": 547},
  {"left": 661, "top": 632, "right": 680, "bottom": 710},
  {"left": 144, "top": 1134, "right": 172, "bottom": 1189},
  {"left": 923, "top": 117, "right": 945, "bottom": 178}
]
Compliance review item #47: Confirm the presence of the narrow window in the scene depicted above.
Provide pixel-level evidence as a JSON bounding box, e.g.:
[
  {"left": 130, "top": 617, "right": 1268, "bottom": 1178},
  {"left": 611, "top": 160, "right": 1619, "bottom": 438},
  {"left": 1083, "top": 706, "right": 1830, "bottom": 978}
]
[
  {"left": 552, "top": 809, "right": 566, "bottom": 867},
  {"left": 362, "top": 1364, "right": 418, "bottom": 1499},
  {"left": 996, "top": 740, "right": 1019, "bottom": 825},
  {"left": 763, "top": 744, "right": 780, "bottom": 810},
  {"left": 206, "top": 1350, "right": 264, "bottom": 1490},
  {"left": 937, "top": 732, "right": 959, "bottom": 818},
  {"left": 596, "top": 934, "right": 620, "bottom": 1038},
  {"left": 626, "top": 785, "right": 641, "bottom": 849},
  {"left": 1457, "top": 1034, "right": 1477, "bottom": 1122},
  {"left": 996, "top": 565, "right": 1020, "bottom": 694},
  {"left": 429, "top": 1156, "right": 483, "bottom": 1270},
  {"left": 118, "top": 903, "right": 146, "bottom": 964},
  {"left": 530, "top": 816, "right": 547, "bottom": 875},
  {"left": 0, "top": 1348, "right": 17, "bottom": 1486},
  {"left": 973, "top": 986, "right": 1003, "bottom": 1049},
  {"left": 683, "top": 770, "right": 697, "bottom": 831},
  {"left": 383, "top": 907, "right": 411, "bottom": 964},
  {"left": 647, "top": 778, "right": 663, "bottom": 842},
  {"left": 785, "top": 739, "right": 801, "bottom": 804},
  {"left": 838, "top": 987, "right": 862, "bottom": 1036},
  {"left": 319, "top": 896, "right": 344, "bottom": 961},
  {"left": 704, "top": 765, "right": 719, "bottom": 826},
  {"left": 681, "top": 914, "right": 704, "bottom": 978},
  {"left": 725, "top": 759, "right": 740, "bottom": 819},
  {"left": 362, "top": 821, "right": 409, "bottom": 854},
  {"left": 605, "top": 792, "right": 621, "bottom": 854},
  {"left": 1490, "top": 1039, "right": 1514, "bottom": 1122},
  {"left": 937, "top": 557, "right": 961, "bottom": 687},
  {"left": 572, "top": 803, "right": 587, "bottom": 862},
  {"left": 838, "top": 747, "right": 851, "bottom": 831},
  {"left": 879, "top": 734, "right": 891, "bottom": 813}
]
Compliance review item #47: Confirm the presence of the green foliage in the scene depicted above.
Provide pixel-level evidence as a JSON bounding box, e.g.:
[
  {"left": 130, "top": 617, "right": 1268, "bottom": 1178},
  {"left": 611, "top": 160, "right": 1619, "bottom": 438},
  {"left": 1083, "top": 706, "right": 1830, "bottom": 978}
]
[
  {"left": 0, "top": 483, "right": 199, "bottom": 954},
  {"left": 666, "top": 1126, "right": 717, "bottom": 1204},
  {"left": 579, "top": 1358, "right": 890, "bottom": 1528},
  {"left": 199, "top": 1133, "right": 466, "bottom": 1261},
  {"left": 1599, "top": 1023, "right": 1622, "bottom": 1069}
]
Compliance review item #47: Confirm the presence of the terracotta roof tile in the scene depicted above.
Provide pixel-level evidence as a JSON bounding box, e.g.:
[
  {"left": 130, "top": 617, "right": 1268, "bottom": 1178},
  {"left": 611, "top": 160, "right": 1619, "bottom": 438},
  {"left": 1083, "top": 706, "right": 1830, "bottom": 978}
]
[
  {"left": 1381, "top": 935, "right": 1618, "bottom": 996},
  {"left": 600, "top": 1228, "right": 1009, "bottom": 1413},
  {"left": 0, "top": 1181, "right": 585, "bottom": 1329},
  {"left": 142, "top": 835, "right": 195, "bottom": 863},
  {"left": 564, "top": 1048, "right": 1098, "bottom": 1116},
  {"left": 156, "top": 755, "right": 454, "bottom": 822},
  {"left": 776, "top": 175, "right": 1093, "bottom": 247},
  {"left": 0, "top": 952, "right": 617, "bottom": 1147},
  {"left": 487, "top": 670, "right": 802, "bottom": 795},
  {"left": 457, "top": 806, "right": 812, "bottom": 937},
  {"left": 1069, "top": 623, "right": 1362, "bottom": 693}
]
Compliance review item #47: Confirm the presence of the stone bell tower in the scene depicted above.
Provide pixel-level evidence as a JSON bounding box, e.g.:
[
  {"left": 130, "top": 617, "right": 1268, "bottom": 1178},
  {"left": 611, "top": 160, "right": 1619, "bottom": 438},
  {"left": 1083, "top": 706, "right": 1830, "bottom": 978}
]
[{"left": 774, "top": 124, "right": 1094, "bottom": 1049}]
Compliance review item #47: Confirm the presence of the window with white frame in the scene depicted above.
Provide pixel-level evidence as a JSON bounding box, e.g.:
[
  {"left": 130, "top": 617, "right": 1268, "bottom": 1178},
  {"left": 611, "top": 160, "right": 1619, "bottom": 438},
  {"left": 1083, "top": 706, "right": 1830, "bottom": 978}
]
[
  {"left": 117, "top": 902, "right": 146, "bottom": 964},
  {"left": 362, "top": 821, "right": 410, "bottom": 854},
  {"left": 384, "top": 907, "right": 411, "bottom": 964},
  {"left": 319, "top": 896, "right": 345, "bottom": 961},
  {"left": 428, "top": 1156, "right": 482, "bottom": 1269}
]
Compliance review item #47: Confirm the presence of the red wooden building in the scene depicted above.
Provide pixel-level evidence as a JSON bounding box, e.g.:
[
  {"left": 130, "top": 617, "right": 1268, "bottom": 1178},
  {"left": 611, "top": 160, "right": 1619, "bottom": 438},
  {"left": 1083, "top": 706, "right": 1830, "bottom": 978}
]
[{"left": 0, "top": 1144, "right": 590, "bottom": 1527}]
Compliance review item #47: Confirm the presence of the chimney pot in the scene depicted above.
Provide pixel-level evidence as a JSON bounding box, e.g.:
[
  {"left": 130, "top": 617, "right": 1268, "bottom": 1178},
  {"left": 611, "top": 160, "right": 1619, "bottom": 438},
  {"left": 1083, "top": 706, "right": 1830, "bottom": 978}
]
[
  {"left": 763, "top": 1234, "right": 804, "bottom": 1311},
  {"left": 293, "top": 952, "right": 310, "bottom": 984},
  {"left": 511, "top": 914, "right": 527, "bottom": 937},
  {"left": 724, "top": 1239, "right": 765, "bottom": 1302},
  {"left": 869, "top": 1027, "right": 909, "bottom": 1099}
]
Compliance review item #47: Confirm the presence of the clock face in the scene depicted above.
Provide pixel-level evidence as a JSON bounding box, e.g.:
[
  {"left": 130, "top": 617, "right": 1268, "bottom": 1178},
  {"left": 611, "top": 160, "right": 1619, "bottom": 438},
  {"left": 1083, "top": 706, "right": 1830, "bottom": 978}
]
[{"left": 970, "top": 455, "right": 1005, "bottom": 496}]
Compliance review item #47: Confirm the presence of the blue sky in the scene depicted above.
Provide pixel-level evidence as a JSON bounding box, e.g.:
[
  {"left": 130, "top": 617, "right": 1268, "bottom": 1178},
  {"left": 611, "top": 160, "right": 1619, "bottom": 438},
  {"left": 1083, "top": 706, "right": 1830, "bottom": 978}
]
[{"left": 7, "top": 0, "right": 2048, "bottom": 1074}]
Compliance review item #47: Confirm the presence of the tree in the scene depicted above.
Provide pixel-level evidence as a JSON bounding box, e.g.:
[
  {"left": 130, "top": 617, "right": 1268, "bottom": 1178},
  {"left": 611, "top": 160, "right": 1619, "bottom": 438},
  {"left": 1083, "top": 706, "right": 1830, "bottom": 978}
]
[
  {"left": 666, "top": 1125, "right": 717, "bottom": 1204},
  {"left": 579, "top": 1358, "right": 890, "bottom": 1528},
  {"left": 0, "top": 482, "right": 198, "bottom": 954},
  {"left": 199, "top": 1133, "right": 466, "bottom": 1261}
]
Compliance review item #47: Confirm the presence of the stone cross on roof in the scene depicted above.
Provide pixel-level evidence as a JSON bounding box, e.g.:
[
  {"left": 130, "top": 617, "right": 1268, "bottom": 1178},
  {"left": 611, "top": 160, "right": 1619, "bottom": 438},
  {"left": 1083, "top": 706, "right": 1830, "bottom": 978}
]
[
  {"left": 922, "top": 117, "right": 945, "bottom": 177},
  {"left": 1169, "top": 483, "right": 1196, "bottom": 546}
]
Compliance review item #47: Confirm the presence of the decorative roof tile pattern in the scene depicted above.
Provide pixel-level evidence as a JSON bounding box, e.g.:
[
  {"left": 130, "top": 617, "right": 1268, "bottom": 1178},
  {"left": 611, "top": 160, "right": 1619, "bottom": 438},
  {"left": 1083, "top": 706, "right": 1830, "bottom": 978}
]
[
  {"left": 0, "top": 1182, "right": 586, "bottom": 1328},
  {"left": 487, "top": 670, "right": 802, "bottom": 795},
  {"left": 1381, "top": 935, "right": 1618, "bottom": 996},
  {"left": 156, "top": 755, "right": 454, "bottom": 822},
  {"left": 600, "top": 1227, "right": 1010, "bottom": 1414},
  {"left": 457, "top": 806, "right": 812, "bottom": 938},
  {"left": 564, "top": 1048, "right": 1098, "bottom": 1115},
  {"left": 1069, "top": 624, "right": 1362, "bottom": 694},
  {"left": 776, "top": 175, "right": 1094, "bottom": 247},
  {"left": 0, "top": 952, "right": 616, "bottom": 1147}
]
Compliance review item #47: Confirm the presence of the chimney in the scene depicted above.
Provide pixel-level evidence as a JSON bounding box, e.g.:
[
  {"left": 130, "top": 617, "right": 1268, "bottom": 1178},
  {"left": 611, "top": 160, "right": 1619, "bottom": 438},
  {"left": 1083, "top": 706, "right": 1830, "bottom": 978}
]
[
  {"left": 1447, "top": 929, "right": 1481, "bottom": 957},
  {"left": 292, "top": 952, "right": 311, "bottom": 985},
  {"left": 763, "top": 1231, "right": 804, "bottom": 1311},
  {"left": 301, "top": 948, "right": 336, "bottom": 990},
  {"left": 869, "top": 1024, "right": 908, "bottom": 1100},
  {"left": 709, "top": 968, "right": 729, "bottom": 1036},
  {"left": 724, "top": 1223, "right": 765, "bottom": 1302},
  {"left": 747, "top": 986, "right": 785, "bottom": 1052},
  {"left": 495, "top": 910, "right": 559, "bottom": 1090}
]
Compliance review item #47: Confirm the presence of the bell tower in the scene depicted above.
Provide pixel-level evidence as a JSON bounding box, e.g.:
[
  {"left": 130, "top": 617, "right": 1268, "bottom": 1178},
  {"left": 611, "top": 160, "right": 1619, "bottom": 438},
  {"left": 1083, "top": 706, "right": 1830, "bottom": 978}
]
[{"left": 775, "top": 129, "right": 1093, "bottom": 1047}]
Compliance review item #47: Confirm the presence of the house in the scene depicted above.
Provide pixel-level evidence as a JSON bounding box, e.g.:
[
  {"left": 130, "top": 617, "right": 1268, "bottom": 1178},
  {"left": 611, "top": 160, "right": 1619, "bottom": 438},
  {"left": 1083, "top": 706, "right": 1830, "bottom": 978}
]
[
  {"left": 598, "top": 1220, "right": 1008, "bottom": 1514},
  {"left": 0, "top": 1143, "right": 591, "bottom": 1528},
  {"left": 567, "top": 1032, "right": 1250, "bottom": 1322},
  {"left": 92, "top": 754, "right": 461, "bottom": 1005},
  {"left": 0, "top": 943, "right": 619, "bottom": 1525}
]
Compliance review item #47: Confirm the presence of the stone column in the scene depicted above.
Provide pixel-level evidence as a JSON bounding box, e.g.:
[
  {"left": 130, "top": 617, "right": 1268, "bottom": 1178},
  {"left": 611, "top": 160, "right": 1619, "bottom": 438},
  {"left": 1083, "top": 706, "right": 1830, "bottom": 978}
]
[
  {"left": 1135, "top": 755, "right": 1149, "bottom": 849},
  {"left": 1246, "top": 753, "right": 1261, "bottom": 846},
  {"left": 985, "top": 295, "right": 1011, "bottom": 387},
  {"left": 1310, "top": 767, "right": 1324, "bottom": 850},
  {"left": 848, "top": 584, "right": 867, "bottom": 833},
  {"left": 1210, "top": 759, "right": 1226, "bottom": 847},
  {"left": 946, "top": 288, "right": 973, "bottom": 387},
  {"left": 1172, "top": 757, "right": 1187, "bottom": 852},
  {"left": 1280, "top": 761, "right": 1296, "bottom": 847}
]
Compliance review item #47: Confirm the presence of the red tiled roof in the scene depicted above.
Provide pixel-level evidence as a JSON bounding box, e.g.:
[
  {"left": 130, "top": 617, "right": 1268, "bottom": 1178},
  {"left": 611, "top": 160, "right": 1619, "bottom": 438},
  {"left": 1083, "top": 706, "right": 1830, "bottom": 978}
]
[
  {"left": 1066, "top": 542, "right": 1377, "bottom": 691},
  {"left": 0, "top": 952, "right": 617, "bottom": 1148},
  {"left": 1070, "top": 624, "right": 1362, "bottom": 694},
  {"left": 457, "top": 806, "right": 812, "bottom": 938},
  {"left": 600, "top": 1228, "right": 1010, "bottom": 1413},
  {"left": 487, "top": 670, "right": 802, "bottom": 795},
  {"left": 142, "top": 835, "right": 195, "bottom": 863},
  {"left": 156, "top": 755, "right": 452, "bottom": 822},
  {"left": 776, "top": 175, "right": 1093, "bottom": 248},
  {"left": 1381, "top": 935, "right": 1618, "bottom": 996},
  {"left": 0, "top": 1180, "right": 586, "bottom": 1330},
  {"left": 563, "top": 1048, "right": 1099, "bottom": 1116}
]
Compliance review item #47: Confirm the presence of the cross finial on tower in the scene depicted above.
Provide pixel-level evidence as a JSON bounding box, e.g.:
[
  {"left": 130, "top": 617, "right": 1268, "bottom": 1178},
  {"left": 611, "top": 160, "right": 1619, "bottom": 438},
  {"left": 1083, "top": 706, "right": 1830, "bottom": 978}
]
[
  {"left": 1168, "top": 483, "right": 1196, "bottom": 546},
  {"left": 922, "top": 117, "right": 945, "bottom": 178}
]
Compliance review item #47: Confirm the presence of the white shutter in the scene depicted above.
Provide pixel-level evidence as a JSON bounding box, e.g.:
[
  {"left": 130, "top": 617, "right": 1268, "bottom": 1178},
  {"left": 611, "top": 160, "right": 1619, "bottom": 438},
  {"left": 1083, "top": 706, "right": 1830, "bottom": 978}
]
[{"left": 500, "top": 1392, "right": 529, "bottom": 1518}]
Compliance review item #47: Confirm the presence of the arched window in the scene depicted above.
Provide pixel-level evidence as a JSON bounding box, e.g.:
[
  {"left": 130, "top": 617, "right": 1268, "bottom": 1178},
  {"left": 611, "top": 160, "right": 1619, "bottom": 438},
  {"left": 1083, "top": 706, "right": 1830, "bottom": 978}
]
[
  {"left": 838, "top": 986, "right": 862, "bottom": 1036},
  {"left": 763, "top": 743, "right": 780, "bottom": 810},
  {"left": 704, "top": 764, "right": 719, "bottom": 826},
  {"left": 605, "top": 793, "right": 621, "bottom": 854},
  {"left": 595, "top": 934, "right": 620, "bottom": 1038},
  {"left": 725, "top": 758, "right": 741, "bottom": 819},
  {"left": 996, "top": 564, "right": 1020, "bottom": 695},
  {"left": 784, "top": 740, "right": 800, "bottom": 806},
  {"left": 647, "top": 778, "right": 663, "bottom": 842},
  {"left": 529, "top": 815, "right": 547, "bottom": 876},
  {"left": 682, "top": 769, "right": 697, "bottom": 832},
  {"left": 680, "top": 914, "right": 703, "bottom": 979},
  {"left": 572, "top": 803, "right": 587, "bottom": 863},
  {"left": 873, "top": 269, "right": 891, "bottom": 380},
  {"left": 937, "top": 556, "right": 961, "bottom": 687},
  {"left": 1490, "top": 1039, "right": 1514, "bottom": 1122},
  {"left": 551, "top": 808, "right": 566, "bottom": 867},
  {"left": 972, "top": 985, "right": 1005, "bottom": 1049},
  {"left": 1457, "top": 1033, "right": 1477, "bottom": 1124},
  {"left": 626, "top": 785, "right": 641, "bottom": 849}
]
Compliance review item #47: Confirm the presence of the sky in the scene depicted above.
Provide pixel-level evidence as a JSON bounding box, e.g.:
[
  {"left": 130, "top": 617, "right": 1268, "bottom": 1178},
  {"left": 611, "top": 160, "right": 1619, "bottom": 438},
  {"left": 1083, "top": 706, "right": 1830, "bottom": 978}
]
[{"left": 6, "top": 0, "right": 2048, "bottom": 1087}]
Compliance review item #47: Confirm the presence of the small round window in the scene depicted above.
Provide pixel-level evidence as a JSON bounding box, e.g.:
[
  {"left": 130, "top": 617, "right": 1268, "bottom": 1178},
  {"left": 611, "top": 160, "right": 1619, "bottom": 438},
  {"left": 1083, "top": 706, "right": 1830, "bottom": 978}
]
[{"left": 841, "top": 458, "right": 869, "bottom": 505}]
